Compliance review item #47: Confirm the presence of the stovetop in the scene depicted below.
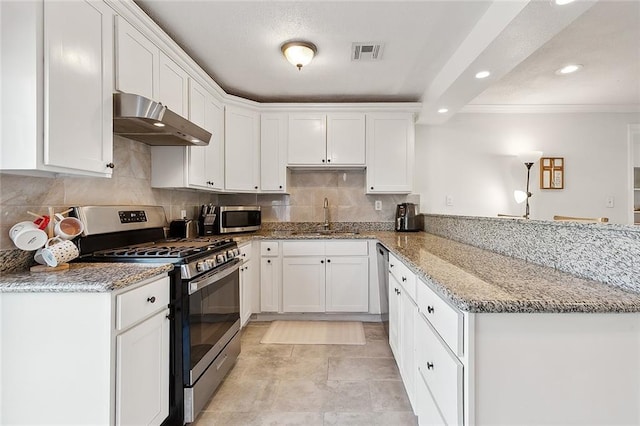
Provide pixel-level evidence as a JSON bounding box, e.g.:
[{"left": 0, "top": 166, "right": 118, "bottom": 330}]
[{"left": 92, "top": 237, "right": 235, "bottom": 260}]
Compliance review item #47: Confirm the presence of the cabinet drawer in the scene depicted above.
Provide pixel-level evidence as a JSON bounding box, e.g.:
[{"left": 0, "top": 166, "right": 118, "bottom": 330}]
[
  {"left": 238, "top": 242, "right": 252, "bottom": 261},
  {"left": 416, "top": 315, "right": 463, "bottom": 426},
  {"left": 417, "top": 278, "right": 463, "bottom": 356},
  {"left": 260, "top": 241, "right": 280, "bottom": 256},
  {"left": 117, "top": 276, "right": 170, "bottom": 331},
  {"left": 282, "top": 241, "right": 324, "bottom": 256},
  {"left": 389, "top": 253, "right": 416, "bottom": 301},
  {"left": 325, "top": 240, "right": 368, "bottom": 256}
]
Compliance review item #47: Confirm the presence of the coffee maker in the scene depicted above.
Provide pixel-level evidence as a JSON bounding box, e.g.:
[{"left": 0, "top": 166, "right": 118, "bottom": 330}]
[{"left": 395, "top": 203, "right": 421, "bottom": 232}]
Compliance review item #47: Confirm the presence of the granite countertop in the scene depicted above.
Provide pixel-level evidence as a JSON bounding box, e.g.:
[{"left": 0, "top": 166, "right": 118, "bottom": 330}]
[
  {"left": 240, "top": 229, "right": 640, "bottom": 314},
  {"left": 0, "top": 263, "right": 173, "bottom": 293}
]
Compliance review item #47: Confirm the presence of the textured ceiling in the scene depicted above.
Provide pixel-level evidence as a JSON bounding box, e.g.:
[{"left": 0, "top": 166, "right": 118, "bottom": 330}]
[{"left": 135, "top": 0, "right": 640, "bottom": 116}]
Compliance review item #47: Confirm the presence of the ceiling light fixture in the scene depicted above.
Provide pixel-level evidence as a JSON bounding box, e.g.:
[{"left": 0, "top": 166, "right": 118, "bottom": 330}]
[
  {"left": 438, "top": 108, "right": 449, "bottom": 114},
  {"left": 555, "top": 64, "right": 583, "bottom": 75},
  {"left": 475, "top": 70, "right": 491, "bottom": 79},
  {"left": 554, "top": 0, "right": 576, "bottom": 5},
  {"left": 281, "top": 41, "right": 317, "bottom": 71}
]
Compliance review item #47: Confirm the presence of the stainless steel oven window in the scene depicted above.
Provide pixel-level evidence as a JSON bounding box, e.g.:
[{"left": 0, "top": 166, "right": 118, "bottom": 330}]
[{"left": 186, "top": 260, "right": 240, "bottom": 385}]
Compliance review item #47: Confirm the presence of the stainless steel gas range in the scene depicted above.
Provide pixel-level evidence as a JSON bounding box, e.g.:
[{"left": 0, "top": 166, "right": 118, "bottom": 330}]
[{"left": 73, "top": 205, "right": 241, "bottom": 424}]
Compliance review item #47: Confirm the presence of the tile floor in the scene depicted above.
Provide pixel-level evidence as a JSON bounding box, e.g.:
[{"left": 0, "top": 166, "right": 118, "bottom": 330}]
[{"left": 192, "top": 321, "right": 418, "bottom": 426}]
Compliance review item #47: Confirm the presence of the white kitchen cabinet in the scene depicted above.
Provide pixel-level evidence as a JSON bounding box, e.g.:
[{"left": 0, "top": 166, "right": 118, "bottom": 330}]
[
  {"left": 0, "top": 274, "right": 170, "bottom": 426},
  {"left": 282, "top": 256, "right": 327, "bottom": 312},
  {"left": 288, "top": 113, "right": 366, "bottom": 166},
  {"left": 325, "top": 256, "right": 369, "bottom": 312},
  {"left": 389, "top": 273, "right": 402, "bottom": 360},
  {"left": 281, "top": 240, "right": 369, "bottom": 313},
  {"left": 225, "top": 105, "right": 260, "bottom": 191},
  {"left": 261, "top": 113, "right": 288, "bottom": 192},
  {"left": 239, "top": 242, "right": 257, "bottom": 326},
  {"left": 0, "top": 0, "right": 114, "bottom": 178},
  {"left": 150, "top": 78, "right": 224, "bottom": 191},
  {"left": 260, "top": 241, "right": 281, "bottom": 312},
  {"left": 158, "top": 52, "right": 189, "bottom": 118},
  {"left": 114, "top": 15, "right": 159, "bottom": 100},
  {"left": 366, "top": 113, "right": 415, "bottom": 193}
]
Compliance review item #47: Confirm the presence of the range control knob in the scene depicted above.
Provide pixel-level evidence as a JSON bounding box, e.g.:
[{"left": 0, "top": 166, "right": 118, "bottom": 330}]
[
  {"left": 217, "top": 254, "right": 226, "bottom": 263},
  {"left": 205, "top": 259, "right": 216, "bottom": 269},
  {"left": 227, "top": 249, "right": 237, "bottom": 258},
  {"left": 196, "top": 261, "right": 206, "bottom": 272}
]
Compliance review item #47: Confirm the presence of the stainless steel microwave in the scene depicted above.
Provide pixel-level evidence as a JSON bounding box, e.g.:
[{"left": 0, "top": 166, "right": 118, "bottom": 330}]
[{"left": 214, "top": 206, "right": 261, "bottom": 234}]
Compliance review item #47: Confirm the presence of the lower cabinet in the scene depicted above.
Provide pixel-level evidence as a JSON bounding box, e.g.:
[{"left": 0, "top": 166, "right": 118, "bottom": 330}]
[
  {"left": 260, "top": 241, "right": 282, "bottom": 312},
  {"left": 281, "top": 240, "right": 369, "bottom": 313},
  {"left": 239, "top": 242, "right": 258, "bottom": 326},
  {"left": 0, "top": 274, "right": 170, "bottom": 426}
]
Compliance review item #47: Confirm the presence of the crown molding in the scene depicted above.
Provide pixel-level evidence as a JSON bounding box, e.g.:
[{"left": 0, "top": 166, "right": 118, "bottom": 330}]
[{"left": 460, "top": 104, "right": 640, "bottom": 114}]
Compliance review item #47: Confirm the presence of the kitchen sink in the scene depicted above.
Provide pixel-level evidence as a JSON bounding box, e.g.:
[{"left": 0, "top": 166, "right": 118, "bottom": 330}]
[{"left": 290, "top": 230, "right": 360, "bottom": 236}]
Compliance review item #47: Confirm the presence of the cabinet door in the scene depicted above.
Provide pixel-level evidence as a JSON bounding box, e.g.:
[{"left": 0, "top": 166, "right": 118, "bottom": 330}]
[
  {"left": 240, "top": 259, "right": 253, "bottom": 327},
  {"left": 116, "top": 309, "right": 169, "bottom": 426},
  {"left": 282, "top": 256, "right": 326, "bottom": 312},
  {"left": 327, "top": 113, "right": 365, "bottom": 165},
  {"left": 260, "top": 257, "right": 280, "bottom": 312},
  {"left": 261, "top": 113, "right": 287, "bottom": 192},
  {"left": 225, "top": 106, "right": 260, "bottom": 191},
  {"left": 366, "top": 113, "right": 414, "bottom": 194},
  {"left": 115, "top": 16, "right": 158, "bottom": 100},
  {"left": 288, "top": 114, "right": 326, "bottom": 165},
  {"left": 325, "top": 256, "right": 369, "bottom": 312},
  {"left": 401, "top": 289, "right": 417, "bottom": 410},
  {"left": 188, "top": 79, "right": 224, "bottom": 190},
  {"left": 158, "top": 52, "right": 188, "bottom": 118},
  {"left": 44, "top": 0, "right": 114, "bottom": 175},
  {"left": 389, "top": 273, "right": 402, "bottom": 361}
]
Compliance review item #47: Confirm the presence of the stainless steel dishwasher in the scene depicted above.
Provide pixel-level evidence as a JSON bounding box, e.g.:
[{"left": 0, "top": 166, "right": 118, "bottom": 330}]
[{"left": 376, "top": 243, "right": 390, "bottom": 336}]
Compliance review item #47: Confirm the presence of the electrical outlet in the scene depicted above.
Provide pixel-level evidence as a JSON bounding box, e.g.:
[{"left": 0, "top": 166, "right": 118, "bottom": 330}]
[
  {"left": 180, "top": 209, "right": 187, "bottom": 218},
  {"left": 445, "top": 195, "right": 454, "bottom": 206},
  {"left": 606, "top": 196, "right": 615, "bottom": 208},
  {"left": 374, "top": 200, "right": 382, "bottom": 211}
]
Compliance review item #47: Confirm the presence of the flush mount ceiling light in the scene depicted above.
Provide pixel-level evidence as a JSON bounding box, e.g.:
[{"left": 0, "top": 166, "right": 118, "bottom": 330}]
[
  {"left": 554, "top": 0, "right": 576, "bottom": 5},
  {"left": 438, "top": 108, "right": 449, "bottom": 114},
  {"left": 475, "top": 70, "right": 491, "bottom": 79},
  {"left": 281, "top": 41, "right": 317, "bottom": 71},
  {"left": 555, "top": 64, "right": 583, "bottom": 75}
]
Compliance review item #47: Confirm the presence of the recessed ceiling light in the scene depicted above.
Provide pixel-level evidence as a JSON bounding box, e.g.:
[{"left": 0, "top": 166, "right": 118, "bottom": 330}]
[
  {"left": 555, "top": 64, "right": 583, "bottom": 75},
  {"left": 554, "top": 0, "right": 576, "bottom": 5},
  {"left": 153, "top": 122, "right": 165, "bottom": 127},
  {"left": 475, "top": 71, "right": 491, "bottom": 79},
  {"left": 438, "top": 108, "right": 449, "bottom": 114}
]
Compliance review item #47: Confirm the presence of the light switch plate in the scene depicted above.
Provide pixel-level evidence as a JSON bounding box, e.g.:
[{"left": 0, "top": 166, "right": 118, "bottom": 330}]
[
  {"left": 375, "top": 200, "right": 382, "bottom": 211},
  {"left": 606, "top": 196, "right": 615, "bottom": 208}
]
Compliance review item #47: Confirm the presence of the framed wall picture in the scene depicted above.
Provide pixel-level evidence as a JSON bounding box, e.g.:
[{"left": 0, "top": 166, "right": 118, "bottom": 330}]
[{"left": 540, "top": 157, "right": 564, "bottom": 189}]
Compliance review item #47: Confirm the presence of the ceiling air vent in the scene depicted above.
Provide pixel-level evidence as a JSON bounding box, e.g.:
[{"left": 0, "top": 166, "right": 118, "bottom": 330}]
[{"left": 351, "top": 42, "right": 384, "bottom": 61}]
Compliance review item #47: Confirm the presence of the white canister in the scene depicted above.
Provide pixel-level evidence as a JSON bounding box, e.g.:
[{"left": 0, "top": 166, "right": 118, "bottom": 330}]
[
  {"left": 41, "top": 237, "right": 80, "bottom": 267},
  {"left": 9, "top": 221, "right": 48, "bottom": 251}
]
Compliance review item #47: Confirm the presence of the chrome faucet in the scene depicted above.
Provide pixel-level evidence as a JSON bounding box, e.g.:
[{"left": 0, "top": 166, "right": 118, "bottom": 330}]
[{"left": 323, "top": 197, "right": 330, "bottom": 230}]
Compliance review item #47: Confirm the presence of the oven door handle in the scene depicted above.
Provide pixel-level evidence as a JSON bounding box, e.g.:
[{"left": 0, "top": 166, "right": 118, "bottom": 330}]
[{"left": 188, "top": 258, "right": 241, "bottom": 295}]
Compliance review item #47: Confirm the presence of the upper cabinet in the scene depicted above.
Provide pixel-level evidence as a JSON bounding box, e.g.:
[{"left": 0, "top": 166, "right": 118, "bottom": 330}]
[
  {"left": 260, "top": 113, "right": 288, "bottom": 192},
  {"left": 114, "top": 16, "right": 159, "bottom": 100},
  {"left": 0, "top": 0, "right": 115, "bottom": 178},
  {"left": 225, "top": 106, "right": 260, "bottom": 192},
  {"left": 288, "top": 113, "right": 366, "bottom": 167},
  {"left": 366, "top": 113, "right": 415, "bottom": 194},
  {"left": 158, "top": 52, "right": 188, "bottom": 118},
  {"left": 150, "top": 78, "right": 224, "bottom": 192}
]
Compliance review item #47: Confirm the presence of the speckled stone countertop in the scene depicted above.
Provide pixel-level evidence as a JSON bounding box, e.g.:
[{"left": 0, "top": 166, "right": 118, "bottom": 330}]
[
  {"left": 239, "top": 229, "right": 640, "bottom": 314},
  {"left": 0, "top": 263, "right": 173, "bottom": 293}
]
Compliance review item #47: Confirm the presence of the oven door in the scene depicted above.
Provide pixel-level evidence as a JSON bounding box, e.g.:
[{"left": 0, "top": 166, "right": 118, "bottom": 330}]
[{"left": 184, "top": 258, "right": 241, "bottom": 386}]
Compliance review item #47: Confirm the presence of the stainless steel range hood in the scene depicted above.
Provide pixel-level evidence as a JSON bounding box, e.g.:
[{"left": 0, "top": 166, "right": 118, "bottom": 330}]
[{"left": 113, "top": 92, "right": 211, "bottom": 146}]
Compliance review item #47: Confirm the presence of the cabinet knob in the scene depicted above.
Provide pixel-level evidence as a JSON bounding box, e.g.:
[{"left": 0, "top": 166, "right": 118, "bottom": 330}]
[
  {"left": 427, "top": 306, "right": 435, "bottom": 314},
  {"left": 267, "top": 259, "right": 271, "bottom": 264},
  {"left": 321, "top": 260, "right": 324, "bottom": 264},
  {"left": 327, "top": 158, "right": 331, "bottom": 163},
  {"left": 147, "top": 296, "right": 156, "bottom": 303},
  {"left": 327, "top": 259, "right": 331, "bottom": 263},
  {"left": 322, "top": 159, "right": 326, "bottom": 163},
  {"left": 267, "top": 247, "right": 271, "bottom": 251},
  {"left": 390, "top": 264, "right": 394, "bottom": 268},
  {"left": 279, "top": 185, "right": 283, "bottom": 189},
  {"left": 370, "top": 186, "right": 374, "bottom": 190},
  {"left": 402, "top": 276, "right": 407, "bottom": 282},
  {"left": 254, "top": 186, "right": 258, "bottom": 189},
  {"left": 106, "top": 162, "right": 115, "bottom": 169},
  {"left": 426, "top": 362, "right": 434, "bottom": 370}
]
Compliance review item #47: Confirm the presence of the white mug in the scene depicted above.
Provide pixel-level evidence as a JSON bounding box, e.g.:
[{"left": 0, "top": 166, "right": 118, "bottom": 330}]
[
  {"left": 9, "top": 221, "right": 48, "bottom": 251},
  {"left": 41, "top": 237, "right": 80, "bottom": 267},
  {"left": 53, "top": 213, "right": 84, "bottom": 240}
]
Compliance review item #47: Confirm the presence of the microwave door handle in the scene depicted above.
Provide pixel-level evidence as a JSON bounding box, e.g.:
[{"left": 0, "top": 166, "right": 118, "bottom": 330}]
[{"left": 188, "top": 258, "right": 241, "bottom": 295}]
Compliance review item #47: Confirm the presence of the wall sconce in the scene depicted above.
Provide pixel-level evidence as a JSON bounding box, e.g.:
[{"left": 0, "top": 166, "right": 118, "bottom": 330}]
[
  {"left": 514, "top": 151, "right": 543, "bottom": 219},
  {"left": 281, "top": 41, "right": 317, "bottom": 70}
]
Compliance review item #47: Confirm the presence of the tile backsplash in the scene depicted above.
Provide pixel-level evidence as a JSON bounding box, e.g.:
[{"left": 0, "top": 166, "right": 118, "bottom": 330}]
[{"left": 0, "top": 138, "right": 418, "bottom": 252}]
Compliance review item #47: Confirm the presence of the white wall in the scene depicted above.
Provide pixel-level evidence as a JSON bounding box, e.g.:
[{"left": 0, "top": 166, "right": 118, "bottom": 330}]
[{"left": 414, "top": 113, "right": 640, "bottom": 224}]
